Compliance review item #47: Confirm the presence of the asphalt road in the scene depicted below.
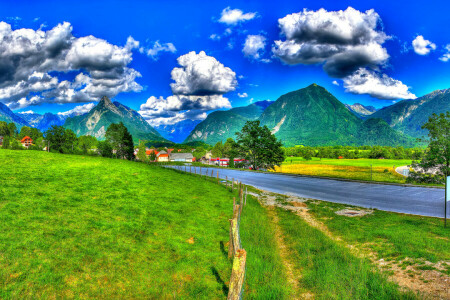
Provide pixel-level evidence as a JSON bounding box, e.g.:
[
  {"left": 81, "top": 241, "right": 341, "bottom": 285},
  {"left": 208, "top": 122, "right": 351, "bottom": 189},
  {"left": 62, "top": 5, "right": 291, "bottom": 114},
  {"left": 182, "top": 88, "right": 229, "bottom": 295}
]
[{"left": 169, "top": 165, "right": 448, "bottom": 218}]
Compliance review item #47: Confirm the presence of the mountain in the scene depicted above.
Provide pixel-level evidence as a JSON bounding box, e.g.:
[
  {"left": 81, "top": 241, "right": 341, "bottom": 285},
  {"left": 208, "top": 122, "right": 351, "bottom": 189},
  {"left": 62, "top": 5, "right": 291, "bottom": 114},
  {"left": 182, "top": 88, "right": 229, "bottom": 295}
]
[
  {"left": 64, "top": 96, "right": 165, "bottom": 143},
  {"left": 20, "top": 112, "right": 66, "bottom": 132},
  {"left": 184, "top": 100, "right": 272, "bottom": 145},
  {"left": 155, "top": 119, "right": 202, "bottom": 144},
  {"left": 345, "top": 103, "right": 377, "bottom": 118},
  {"left": 257, "top": 84, "right": 413, "bottom": 147},
  {"left": 367, "top": 88, "right": 450, "bottom": 139},
  {"left": 0, "top": 102, "right": 30, "bottom": 129}
]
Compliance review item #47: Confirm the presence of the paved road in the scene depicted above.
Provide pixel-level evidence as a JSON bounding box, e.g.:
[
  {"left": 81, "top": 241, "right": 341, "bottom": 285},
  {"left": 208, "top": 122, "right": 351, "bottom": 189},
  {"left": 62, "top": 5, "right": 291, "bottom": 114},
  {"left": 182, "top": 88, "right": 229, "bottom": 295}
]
[{"left": 169, "top": 166, "right": 447, "bottom": 218}]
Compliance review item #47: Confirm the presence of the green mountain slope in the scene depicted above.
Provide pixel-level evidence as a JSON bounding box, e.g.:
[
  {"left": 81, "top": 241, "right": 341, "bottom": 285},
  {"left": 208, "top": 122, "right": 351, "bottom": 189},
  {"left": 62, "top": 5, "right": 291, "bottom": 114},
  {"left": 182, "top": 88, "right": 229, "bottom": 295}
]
[
  {"left": 184, "top": 100, "right": 272, "bottom": 145},
  {"left": 258, "top": 84, "right": 413, "bottom": 147},
  {"left": 64, "top": 96, "right": 165, "bottom": 143},
  {"left": 368, "top": 89, "right": 450, "bottom": 139}
]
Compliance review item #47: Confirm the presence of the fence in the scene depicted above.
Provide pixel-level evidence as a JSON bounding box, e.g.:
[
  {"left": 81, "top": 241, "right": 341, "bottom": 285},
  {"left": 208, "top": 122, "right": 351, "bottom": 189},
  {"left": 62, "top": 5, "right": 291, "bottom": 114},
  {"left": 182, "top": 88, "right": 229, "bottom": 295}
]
[{"left": 168, "top": 165, "right": 248, "bottom": 299}]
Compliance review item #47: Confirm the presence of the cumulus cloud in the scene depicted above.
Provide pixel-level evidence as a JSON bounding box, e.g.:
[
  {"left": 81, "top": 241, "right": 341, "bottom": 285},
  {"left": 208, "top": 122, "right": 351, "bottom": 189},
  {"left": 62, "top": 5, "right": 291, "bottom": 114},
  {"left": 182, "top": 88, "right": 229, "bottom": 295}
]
[
  {"left": 272, "top": 7, "right": 389, "bottom": 78},
  {"left": 343, "top": 68, "right": 416, "bottom": 100},
  {"left": 332, "top": 80, "right": 339, "bottom": 86},
  {"left": 238, "top": 92, "right": 248, "bottom": 98},
  {"left": 170, "top": 51, "right": 237, "bottom": 95},
  {"left": 209, "top": 34, "right": 221, "bottom": 41},
  {"left": 412, "top": 35, "right": 436, "bottom": 55},
  {"left": 57, "top": 102, "right": 95, "bottom": 117},
  {"left": 218, "top": 7, "right": 257, "bottom": 26},
  {"left": 144, "top": 41, "right": 177, "bottom": 60},
  {"left": 0, "top": 21, "right": 142, "bottom": 109},
  {"left": 243, "top": 34, "right": 266, "bottom": 60},
  {"left": 140, "top": 51, "right": 236, "bottom": 125},
  {"left": 439, "top": 44, "right": 450, "bottom": 62}
]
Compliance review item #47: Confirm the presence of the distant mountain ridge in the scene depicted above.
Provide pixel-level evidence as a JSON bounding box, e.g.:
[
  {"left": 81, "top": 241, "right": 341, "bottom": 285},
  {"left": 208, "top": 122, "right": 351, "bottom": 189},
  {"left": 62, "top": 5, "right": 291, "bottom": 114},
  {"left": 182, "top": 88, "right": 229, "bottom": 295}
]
[
  {"left": 20, "top": 112, "right": 66, "bottom": 132},
  {"left": 184, "top": 100, "right": 273, "bottom": 145},
  {"left": 155, "top": 119, "right": 202, "bottom": 144},
  {"left": 345, "top": 103, "right": 378, "bottom": 118},
  {"left": 64, "top": 96, "right": 165, "bottom": 143},
  {"left": 368, "top": 88, "right": 450, "bottom": 138},
  {"left": 0, "top": 102, "right": 30, "bottom": 128}
]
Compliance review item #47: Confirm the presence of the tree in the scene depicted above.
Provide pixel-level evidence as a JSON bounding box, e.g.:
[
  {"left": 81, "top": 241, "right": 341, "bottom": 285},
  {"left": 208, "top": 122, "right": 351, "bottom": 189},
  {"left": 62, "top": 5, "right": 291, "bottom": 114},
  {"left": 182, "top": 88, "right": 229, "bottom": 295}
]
[
  {"left": 78, "top": 135, "right": 98, "bottom": 154},
  {"left": 137, "top": 141, "right": 148, "bottom": 162},
  {"left": 416, "top": 112, "right": 450, "bottom": 182},
  {"left": 224, "top": 138, "right": 239, "bottom": 168},
  {"left": 64, "top": 129, "right": 78, "bottom": 153},
  {"left": 211, "top": 141, "right": 224, "bottom": 158},
  {"left": 149, "top": 151, "right": 157, "bottom": 162},
  {"left": 105, "top": 122, "right": 134, "bottom": 160},
  {"left": 45, "top": 126, "right": 66, "bottom": 153},
  {"left": 97, "top": 141, "right": 113, "bottom": 158},
  {"left": 18, "top": 126, "right": 43, "bottom": 141},
  {"left": 235, "top": 121, "right": 285, "bottom": 170}
]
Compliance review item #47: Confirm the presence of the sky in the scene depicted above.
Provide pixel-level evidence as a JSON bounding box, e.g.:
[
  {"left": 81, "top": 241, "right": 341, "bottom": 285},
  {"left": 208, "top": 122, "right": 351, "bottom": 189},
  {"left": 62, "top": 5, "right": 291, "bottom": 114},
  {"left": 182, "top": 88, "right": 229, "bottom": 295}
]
[{"left": 0, "top": 0, "right": 449, "bottom": 126}]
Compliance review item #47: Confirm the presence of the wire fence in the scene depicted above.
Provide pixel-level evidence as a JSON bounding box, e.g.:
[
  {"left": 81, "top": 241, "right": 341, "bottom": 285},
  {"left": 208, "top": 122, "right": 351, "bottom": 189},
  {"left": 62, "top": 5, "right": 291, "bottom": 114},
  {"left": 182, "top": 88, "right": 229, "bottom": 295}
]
[{"left": 165, "top": 164, "right": 248, "bottom": 299}]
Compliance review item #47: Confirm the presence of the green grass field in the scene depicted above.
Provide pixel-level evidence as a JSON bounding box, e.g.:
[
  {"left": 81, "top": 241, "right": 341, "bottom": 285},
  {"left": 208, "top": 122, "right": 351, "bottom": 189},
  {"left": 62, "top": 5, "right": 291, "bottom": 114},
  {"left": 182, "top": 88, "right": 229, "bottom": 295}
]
[
  {"left": 307, "top": 201, "right": 450, "bottom": 273},
  {"left": 274, "top": 157, "right": 413, "bottom": 183},
  {"left": 0, "top": 150, "right": 289, "bottom": 299}
]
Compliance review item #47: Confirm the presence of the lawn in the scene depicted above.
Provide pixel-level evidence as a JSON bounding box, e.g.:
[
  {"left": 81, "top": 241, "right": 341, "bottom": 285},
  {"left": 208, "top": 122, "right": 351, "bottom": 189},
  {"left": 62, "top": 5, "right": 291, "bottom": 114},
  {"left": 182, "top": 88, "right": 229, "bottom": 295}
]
[
  {"left": 306, "top": 201, "right": 450, "bottom": 272},
  {"left": 274, "top": 157, "right": 413, "bottom": 183},
  {"left": 0, "top": 150, "right": 288, "bottom": 299}
]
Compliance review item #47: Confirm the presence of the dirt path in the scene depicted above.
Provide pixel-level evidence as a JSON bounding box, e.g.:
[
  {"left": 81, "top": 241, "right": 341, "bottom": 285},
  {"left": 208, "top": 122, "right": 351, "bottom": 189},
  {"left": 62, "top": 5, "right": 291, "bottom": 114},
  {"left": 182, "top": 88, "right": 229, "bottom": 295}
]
[
  {"left": 251, "top": 192, "right": 312, "bottom": 299},
  {"left": 252, "top": 189, "right": 450, "bottom": 300}
]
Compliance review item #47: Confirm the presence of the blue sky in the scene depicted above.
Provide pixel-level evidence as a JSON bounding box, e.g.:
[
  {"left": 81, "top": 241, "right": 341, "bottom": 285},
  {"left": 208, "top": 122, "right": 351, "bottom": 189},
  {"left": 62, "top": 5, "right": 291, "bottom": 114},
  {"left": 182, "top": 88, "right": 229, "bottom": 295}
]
[{"left": 1, "top": 0, "right": 449, "bottom": 126}]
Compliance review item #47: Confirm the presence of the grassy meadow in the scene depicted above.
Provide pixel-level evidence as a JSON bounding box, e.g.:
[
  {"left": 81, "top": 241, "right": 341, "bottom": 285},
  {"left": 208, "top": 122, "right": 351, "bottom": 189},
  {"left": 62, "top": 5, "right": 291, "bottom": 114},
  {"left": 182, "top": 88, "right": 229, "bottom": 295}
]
[
  {"left": 274, "top": 157, "right": 413, "bottom": 183},
  {"left": 0, "top": 150, "right": 289, "bottom": 299}
]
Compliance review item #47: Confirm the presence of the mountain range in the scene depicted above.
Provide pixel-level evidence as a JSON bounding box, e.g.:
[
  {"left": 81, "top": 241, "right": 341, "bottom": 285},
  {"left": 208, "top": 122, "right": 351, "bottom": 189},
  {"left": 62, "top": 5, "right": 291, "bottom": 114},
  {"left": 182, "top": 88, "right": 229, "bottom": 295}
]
[
  {"left": 1, "top": 85, "right": 449, "bottom": 146},
  {"left": 344, "top": 103, "right": 378, "bottom": 118},
  {"left": 184, "top": 100, "right": 272, "bottom": 145},
  {"left": 64, "top": 96, "right": 165, "bottom": 143},
  {"left": 0, "top": 102, "right": 30, "bottom": 129},
  {"left": 367, "top": 88, "right": 450, "bottom": 139}
]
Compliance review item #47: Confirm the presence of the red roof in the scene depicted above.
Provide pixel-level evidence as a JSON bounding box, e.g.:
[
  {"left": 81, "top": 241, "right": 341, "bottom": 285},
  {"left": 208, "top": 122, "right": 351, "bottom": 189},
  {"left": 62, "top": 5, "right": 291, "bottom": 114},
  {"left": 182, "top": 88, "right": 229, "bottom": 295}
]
[
  {"left": 146, "top": 149, "right": 159, "bottom": 155},
  {"left": 21, "top": 136, "right": 32, "bottom": 143},
  {"left": 158, "top": 154, "right": 169, "bottom": 158}
]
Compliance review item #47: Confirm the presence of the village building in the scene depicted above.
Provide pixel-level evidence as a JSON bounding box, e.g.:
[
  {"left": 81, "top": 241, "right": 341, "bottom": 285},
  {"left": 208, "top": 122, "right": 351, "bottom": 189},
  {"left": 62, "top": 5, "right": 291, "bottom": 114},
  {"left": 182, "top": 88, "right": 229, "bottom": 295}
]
[
  {"left": 156, "top": 150, "right": 169, "bottom": 162},
  {"left": 209, "top": 157, "right": 246, "bottom": 167},
  {"left": 0, "top": 136, "right": 3, "bottom": 147},
  {"left": 169, "top": 153, "right": 194, "bottom": 162},
  {"left": 20, "top": 136, "right": 33, "bottom": 148}
]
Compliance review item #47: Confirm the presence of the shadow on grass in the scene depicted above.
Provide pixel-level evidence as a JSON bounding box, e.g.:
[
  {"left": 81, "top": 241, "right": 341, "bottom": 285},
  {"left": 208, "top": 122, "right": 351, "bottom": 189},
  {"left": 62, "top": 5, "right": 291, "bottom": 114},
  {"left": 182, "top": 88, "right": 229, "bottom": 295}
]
[
  {"left": 219, "top": 241, "right": 228, "bottom": 258},
  {"left": 211, "top": 266, "right": 228, "bottom": 296}
]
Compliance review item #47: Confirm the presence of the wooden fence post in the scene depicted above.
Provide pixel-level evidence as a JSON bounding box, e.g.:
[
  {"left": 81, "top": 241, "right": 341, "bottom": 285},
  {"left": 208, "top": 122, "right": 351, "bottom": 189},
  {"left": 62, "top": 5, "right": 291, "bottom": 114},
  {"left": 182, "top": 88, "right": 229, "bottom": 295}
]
[
  {"left": 227, "top": 249, "right": 247, "bottom": 300},
  {"left": 245, "top": 187, "right": 247, "bottom": 205},
  {"left": 228, "top": 219, "right": 233, "bottom": 258}
]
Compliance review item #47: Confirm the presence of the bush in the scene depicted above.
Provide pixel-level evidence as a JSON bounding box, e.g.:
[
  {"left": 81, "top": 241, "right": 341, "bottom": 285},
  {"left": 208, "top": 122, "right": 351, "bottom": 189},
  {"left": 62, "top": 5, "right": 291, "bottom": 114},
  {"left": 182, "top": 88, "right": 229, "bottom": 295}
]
[{"left": 406, "top": 171, "right": 444, "bottom": 185}]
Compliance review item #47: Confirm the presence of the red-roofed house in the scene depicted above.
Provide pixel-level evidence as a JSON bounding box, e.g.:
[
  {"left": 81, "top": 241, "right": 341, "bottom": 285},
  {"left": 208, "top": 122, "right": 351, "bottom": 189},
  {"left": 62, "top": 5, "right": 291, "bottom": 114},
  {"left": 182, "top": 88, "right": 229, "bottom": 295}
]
[
  {"left": 21, "top": 136, "right": 33, "bottom": 148},
  {"left": 157, "top": 153, "right": 169, "bottom": 162}
]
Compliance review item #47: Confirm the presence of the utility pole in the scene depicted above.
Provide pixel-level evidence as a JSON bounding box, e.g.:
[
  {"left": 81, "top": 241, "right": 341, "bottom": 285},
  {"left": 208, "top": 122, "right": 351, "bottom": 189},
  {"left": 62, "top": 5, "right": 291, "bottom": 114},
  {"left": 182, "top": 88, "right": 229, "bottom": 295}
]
[
  {"left": 370, "top": 164, "right": 373, "bottom": 181},
  {"left": 445, "top": 171, "right": 448, "bottom": 228}
]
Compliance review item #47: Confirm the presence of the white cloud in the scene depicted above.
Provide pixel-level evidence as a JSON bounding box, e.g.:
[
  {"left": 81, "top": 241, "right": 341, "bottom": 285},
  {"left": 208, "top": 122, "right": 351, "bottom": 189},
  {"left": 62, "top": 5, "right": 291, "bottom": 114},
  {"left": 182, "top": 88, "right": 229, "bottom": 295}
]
[
  {"left": 439, "top": 44, "right": 450, "bottom": 62},
  {"left": 0, "top": 21, "right": 142, "bottom": 109},
  {"left": 272, "top": 7, "right": 389, "bottom": 78},
  {"left": 218, "top": 7, "right": 257, "bottom": 26},
  {"left": 144, "top": 41, "right": 177, "bottom": 60},
  {"left": 238, "top": 92, "right": 248, "bottom": 98},
  {"left": 18, "top": 110, "right": 35, "bottom": 114},
  {"left": 170, "top": 51, "right": 237, "bottom": 95},
  {"left": 332, "top": 80, "right": 339, "bottom": 86},
  {"left": 243, "top": 34, "right": 266, "bottom": 60},
  {"left": 57, "top": 102, "right": 95, "bottom": 117},
  {"left": 209, "top": 34, "right": 221, "bottom": 41},
  {"left": 412, "top": 35, "right": 436, "bottom": 55},
  {"left": 343, "top": 68, "right": 416, "bottom": 100},
  {"left": 140, "top": 51, "right": 237, "bottom": 125}
]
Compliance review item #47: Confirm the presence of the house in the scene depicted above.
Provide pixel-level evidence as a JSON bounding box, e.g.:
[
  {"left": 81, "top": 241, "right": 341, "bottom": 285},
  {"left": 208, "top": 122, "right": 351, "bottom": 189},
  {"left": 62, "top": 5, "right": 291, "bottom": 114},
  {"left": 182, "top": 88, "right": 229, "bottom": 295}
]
[
  {"left": 146, "top": 149, "right": 159, "bottom": 161},
  {"left": 0, "top": 136, "right": 3, "bottom": 147},
  {"left": 21, "top": 136, "right": 33, "bottom": 148},
  {"left": 156, "top": 150, "right": 169, "bottom": 162},
  {"left": 209, "top": 157, "right": 246, "bottom": 167},
  {"left": 169, "top": 152, "right": 194, "bottom": 162},
  {"left": 205, "top": 151, "right": 212, "bottom": 159}
]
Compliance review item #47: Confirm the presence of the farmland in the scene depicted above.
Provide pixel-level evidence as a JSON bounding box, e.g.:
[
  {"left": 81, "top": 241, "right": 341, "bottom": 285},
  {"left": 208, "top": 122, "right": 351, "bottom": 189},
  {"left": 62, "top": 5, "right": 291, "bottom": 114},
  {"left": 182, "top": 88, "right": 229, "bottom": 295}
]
[
  {"left": 274, "top": 157, "right": 413, "bottom": 183},
  {"left": 0, "top": 150, "right": 288, "bottom": 298}
]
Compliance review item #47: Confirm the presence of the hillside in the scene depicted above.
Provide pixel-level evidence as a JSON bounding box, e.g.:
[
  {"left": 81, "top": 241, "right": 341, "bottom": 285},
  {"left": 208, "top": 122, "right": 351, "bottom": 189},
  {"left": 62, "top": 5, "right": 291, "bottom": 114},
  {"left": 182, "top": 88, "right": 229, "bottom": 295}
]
[
  {"left": 258, "top": 84, "right": 413, "bottom": 147},
  {"left": 184, "top": 100, "right": 272, "bottom": 145},
  {"left": 368, "top": 89, "right": 450, "bottom": 138},
  {"left": 64, "top": 96, "right": 165, "bottom": 143},
  {"left": 0, "top": 102, "right": 30, "bottom": 129}
]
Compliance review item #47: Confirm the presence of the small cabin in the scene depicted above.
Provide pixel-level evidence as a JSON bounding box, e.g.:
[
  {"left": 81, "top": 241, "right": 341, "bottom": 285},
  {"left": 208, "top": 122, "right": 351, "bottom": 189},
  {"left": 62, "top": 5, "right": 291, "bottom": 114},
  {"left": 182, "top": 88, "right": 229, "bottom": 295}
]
[
  {"left": 21, "top": 136, "right": 33, "bottom": 148},
  {"left": 0, "top": 136, "right": 3, "bottom": 146}
]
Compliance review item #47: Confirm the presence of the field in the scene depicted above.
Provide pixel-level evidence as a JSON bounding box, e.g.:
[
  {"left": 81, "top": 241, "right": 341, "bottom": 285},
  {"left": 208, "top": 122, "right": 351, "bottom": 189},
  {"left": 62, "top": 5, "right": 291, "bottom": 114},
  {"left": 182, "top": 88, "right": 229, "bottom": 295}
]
[
  {"left": 1, "top": 150, "right": 446, "bottom": 299},
  {"left": 0, "top": 150, "right": 288, "bottom": 298},
  {"left": 274, "top": 157, "right": 413, "bottom": 183}
]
